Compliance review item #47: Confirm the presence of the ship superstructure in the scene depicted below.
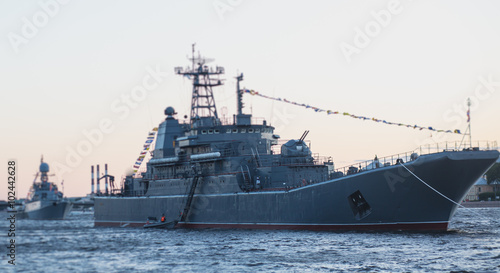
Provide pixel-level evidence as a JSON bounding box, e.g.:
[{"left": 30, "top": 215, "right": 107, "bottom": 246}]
[{"left": 94, "top": 47, "right": 499, "bottom": 231}]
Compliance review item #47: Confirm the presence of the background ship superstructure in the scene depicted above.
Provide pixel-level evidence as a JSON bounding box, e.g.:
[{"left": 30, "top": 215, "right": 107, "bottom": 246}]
[{"left": 18, "top": 157, "right": 72, "bottom": 220}]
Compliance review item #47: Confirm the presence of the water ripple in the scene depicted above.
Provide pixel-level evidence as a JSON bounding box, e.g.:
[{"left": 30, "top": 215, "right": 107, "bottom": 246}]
[{"left": 0, "top": 208, "right": 499, "bottom": 272}]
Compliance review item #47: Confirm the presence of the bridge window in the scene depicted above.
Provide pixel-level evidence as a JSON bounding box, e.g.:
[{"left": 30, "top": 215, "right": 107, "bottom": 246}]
[
  {"left": 248, "top": 129, "right": 254, "bottom": 133},
  {"left": 241, "top": 129, "right": 246, "bottom": 133},
  {"left": 232, "top": 129, "right": 238, "bottom": 133}
]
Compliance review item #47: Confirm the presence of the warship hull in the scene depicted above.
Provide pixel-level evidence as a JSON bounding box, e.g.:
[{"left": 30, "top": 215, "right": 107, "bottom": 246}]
[
  {"left": 18, "top": 200, "right": 73, "bottom": 220},
  {"left": 94, "top": 150, "right": 498, "bottom": 231}
]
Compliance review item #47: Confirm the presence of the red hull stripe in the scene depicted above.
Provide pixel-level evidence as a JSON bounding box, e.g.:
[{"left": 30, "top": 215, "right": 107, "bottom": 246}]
[{"left": 94, "top": 221, "right": 449, "bottom": 231}]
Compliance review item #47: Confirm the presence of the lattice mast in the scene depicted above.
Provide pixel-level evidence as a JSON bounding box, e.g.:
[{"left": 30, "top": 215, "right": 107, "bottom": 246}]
[{"left": 175, "top": 44, "right": 225, "bottom": 127}]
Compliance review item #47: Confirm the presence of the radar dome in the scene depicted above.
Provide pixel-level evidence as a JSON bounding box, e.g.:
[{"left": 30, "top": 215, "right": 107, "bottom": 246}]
[
  {"left": 40, "top": 162, "right": 50, "bottom": 173},
  {"left": 165, "top": 107, "right": 176, "bottom": 116}
]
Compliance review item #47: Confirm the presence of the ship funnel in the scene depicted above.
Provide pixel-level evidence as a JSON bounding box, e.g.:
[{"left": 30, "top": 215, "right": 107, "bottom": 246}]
[
  {"left": 91, "top": 165, "right": 94, "bottom": 194},
  {"left": 105, "top": 164, "right": 109, "bottom": 196},
  {"left": 96, "top": 164, "right": 100, "bottom": 195}
]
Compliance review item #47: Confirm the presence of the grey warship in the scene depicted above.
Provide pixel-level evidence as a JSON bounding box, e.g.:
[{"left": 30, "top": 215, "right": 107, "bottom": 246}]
[
  {"left": 18, "top": 157, "right": 73, "bottom": 220},
  {"left": 94, "top": 47, "right": 499, "bottom": 231}
]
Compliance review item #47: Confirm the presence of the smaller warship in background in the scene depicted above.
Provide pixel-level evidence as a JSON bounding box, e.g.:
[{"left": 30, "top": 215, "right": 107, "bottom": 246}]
[
  {"left": 18, "top": 157, "right": 72, "bottom": 220},
  {"left": 94, "top": 46, "right": 499, "bottom": 231}
]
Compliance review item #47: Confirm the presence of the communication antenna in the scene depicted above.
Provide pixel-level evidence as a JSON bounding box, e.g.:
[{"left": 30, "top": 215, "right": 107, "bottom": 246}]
[
  {"left": 236, "top": 73, "right": 244, "bottom": 115},
  {"left": 459, "top": 98, "right": 472, "bottom": 149},
  {"left": 467, "top": 98, "right": 472, "bottom": 148}
]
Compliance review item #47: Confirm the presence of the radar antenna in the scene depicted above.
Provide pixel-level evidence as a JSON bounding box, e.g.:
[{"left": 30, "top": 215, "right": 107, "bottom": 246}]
[{"left": 175, "top": 44, "right": 224, "bottom": 127}]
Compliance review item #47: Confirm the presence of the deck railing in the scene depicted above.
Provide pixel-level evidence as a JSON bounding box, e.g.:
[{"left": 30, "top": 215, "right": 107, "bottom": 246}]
[
  {"left": 333, "top": 140, "right": 498, "bottom": 177},
  {"left": 219, "top": 116, "right": 267, "bottom": 126}
]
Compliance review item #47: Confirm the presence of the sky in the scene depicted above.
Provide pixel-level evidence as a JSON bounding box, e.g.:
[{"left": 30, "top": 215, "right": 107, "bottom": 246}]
[{"left": 1, "top": 0, "right": 500, "bottom": 200}]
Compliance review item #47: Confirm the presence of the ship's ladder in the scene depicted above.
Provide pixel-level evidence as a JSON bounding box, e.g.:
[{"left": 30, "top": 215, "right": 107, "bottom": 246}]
[
  {"left": 179, "top": 175, "right": 200, "bottom": 222},
  {"left": 240, "top": 165, "right": 253, "bottom": 191},
  {"left": 251, "top": 148, "right": 262, "bottom": 167}
]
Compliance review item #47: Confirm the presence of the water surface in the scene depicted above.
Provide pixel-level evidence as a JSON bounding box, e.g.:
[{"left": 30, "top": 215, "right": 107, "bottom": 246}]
[{"left": 1, "top": 208, "right": 499, "bottom": 272}]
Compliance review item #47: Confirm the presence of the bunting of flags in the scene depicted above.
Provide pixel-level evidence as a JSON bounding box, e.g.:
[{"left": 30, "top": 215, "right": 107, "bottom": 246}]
[
  {"left": 244, "top": 89, "right": 462, "bottom": 134},
  {"left": 133, "top": 127, "right": 158, "bottom": 173}
]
